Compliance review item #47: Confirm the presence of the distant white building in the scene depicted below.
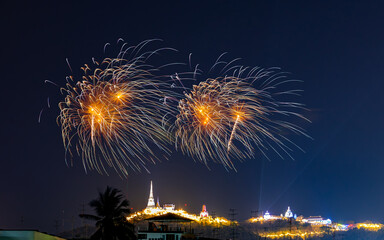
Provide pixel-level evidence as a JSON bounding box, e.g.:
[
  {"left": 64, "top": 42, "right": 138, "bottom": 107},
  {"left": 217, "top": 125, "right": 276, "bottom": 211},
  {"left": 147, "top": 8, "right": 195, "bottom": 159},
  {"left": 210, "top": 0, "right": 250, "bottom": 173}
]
[
  {"left": 285, "top": 206, "right": 294, "bottom": 218},
  {"left": 261, "top": 207, "right": 331, "bottom": 226},
  {"left": 262, "top": 211, "right": 283, "bottom": 221},
  {"left": 264, "top": 211, "right": 271, "bottom": 220},
  {"left": 302, "top": 216, "right": 332, "bottom": 225},
  {"left": 163, "top": 204, "right": 175, "bottom": 211}
]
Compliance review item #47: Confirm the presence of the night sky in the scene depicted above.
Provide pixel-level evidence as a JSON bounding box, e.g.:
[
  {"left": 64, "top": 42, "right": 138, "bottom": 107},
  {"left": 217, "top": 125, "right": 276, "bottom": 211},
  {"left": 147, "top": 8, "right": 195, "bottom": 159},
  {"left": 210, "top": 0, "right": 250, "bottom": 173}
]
[{"left": 1, "top": 0, "right": 384, "bottom": 234}]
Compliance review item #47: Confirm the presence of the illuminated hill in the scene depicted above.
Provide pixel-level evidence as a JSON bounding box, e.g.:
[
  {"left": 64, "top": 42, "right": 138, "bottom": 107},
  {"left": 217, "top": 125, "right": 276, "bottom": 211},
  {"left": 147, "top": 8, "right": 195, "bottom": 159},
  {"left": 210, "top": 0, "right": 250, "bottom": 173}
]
[
  {"left": 127, "top": 181, "right": 383, "bottom": 239},
  {"left": 126, "top": 181, "right": 232, "bottom": 226}
]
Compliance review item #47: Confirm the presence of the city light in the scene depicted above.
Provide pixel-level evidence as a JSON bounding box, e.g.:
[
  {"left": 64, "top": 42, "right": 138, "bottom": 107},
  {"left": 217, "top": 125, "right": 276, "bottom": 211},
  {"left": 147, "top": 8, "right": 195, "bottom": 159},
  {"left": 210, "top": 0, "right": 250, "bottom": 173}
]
[
  {"left": 128, "top": 182, "right": 384, "bottom": 238},
  {"left": 259, "top": 230, "right": 325, "bottom": 239},
  {"left": 356, "top": 223, "right": 383, "bottom": 231}
]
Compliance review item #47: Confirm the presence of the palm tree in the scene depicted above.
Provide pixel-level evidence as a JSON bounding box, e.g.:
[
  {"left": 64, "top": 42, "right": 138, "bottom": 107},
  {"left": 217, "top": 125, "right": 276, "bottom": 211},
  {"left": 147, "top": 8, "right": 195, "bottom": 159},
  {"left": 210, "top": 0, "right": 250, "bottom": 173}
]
[{"left": 80, "top": 186, "right": 136, "bottom": 240}]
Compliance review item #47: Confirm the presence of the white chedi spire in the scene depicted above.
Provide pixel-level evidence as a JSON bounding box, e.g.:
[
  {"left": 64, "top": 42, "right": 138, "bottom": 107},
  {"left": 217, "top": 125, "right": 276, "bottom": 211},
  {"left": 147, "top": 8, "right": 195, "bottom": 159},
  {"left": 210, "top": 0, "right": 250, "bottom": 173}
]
[
  {"left": 285, "top": 206, "right": 293, "bottom": 218},
  {"left": 147, "top": 181, "right": 155, "bottom": 208}
]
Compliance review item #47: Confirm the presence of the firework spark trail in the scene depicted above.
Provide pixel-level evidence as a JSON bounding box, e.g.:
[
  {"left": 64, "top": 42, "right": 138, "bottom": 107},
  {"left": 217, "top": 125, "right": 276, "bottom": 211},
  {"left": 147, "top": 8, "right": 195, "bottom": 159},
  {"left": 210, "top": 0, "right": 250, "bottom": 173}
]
[
  {"left": 227, "top": 114, "right": 240, "bottom": 152},
  {"left": 38, "top": 108, "right": 44, "bottom": 123},
  {"left": 58, "top": 40, "right": 185, "bottom": 177}
]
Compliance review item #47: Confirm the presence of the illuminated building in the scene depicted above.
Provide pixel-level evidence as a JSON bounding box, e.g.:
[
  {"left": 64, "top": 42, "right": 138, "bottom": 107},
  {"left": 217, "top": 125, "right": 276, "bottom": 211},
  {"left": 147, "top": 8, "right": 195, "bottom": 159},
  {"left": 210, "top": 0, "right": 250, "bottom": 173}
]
[
  {"left": 249, "top": 210, "right": 283, "bottom": 222},
  {"left": 285, "top": 206, "right": 293, "bottom": 218},
  {"left": 302, "top": 216, "right": 332, "bottom": 225},
  {"left": 264, "top": 211, "right": 271, "bottom": 220},
  {"left": 262, "top": 211, "right": 283, "bottom": 220},
  {"left": 200, "top": 205, "right": 209, "bottom": 218},
  {"left": 251, "top": 207, "right": 334, "bottom": 225},
  {"left": 333, "top": 223, "right": 349, "bottom": 231},
  {"left": 163, "top": 204, "right": 175, "bottom": 211},
  {"left": 146, "top": 181, "right": 155, "bottom": 209}
]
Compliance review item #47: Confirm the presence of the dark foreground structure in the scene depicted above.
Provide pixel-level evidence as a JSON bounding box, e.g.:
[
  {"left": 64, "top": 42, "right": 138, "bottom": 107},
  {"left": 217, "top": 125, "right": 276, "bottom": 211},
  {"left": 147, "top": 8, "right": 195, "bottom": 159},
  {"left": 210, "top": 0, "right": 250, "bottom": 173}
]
[
  {"left": 0, "top": 230, "right": 65, "bottom": 240},
  {"left": 137, "top": 213, "right": 196, "bottom": 240}
]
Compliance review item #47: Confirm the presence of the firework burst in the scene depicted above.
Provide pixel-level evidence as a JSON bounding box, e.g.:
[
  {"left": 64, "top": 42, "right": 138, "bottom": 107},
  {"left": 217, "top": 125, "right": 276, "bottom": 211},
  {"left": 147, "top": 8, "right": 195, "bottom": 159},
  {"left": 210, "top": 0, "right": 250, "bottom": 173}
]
[
  {"left": 174, "top": 67, "right": 309, "bottom": 170},
  {"left": 58, "top": 43, "right": 180, "bottom": 177}
]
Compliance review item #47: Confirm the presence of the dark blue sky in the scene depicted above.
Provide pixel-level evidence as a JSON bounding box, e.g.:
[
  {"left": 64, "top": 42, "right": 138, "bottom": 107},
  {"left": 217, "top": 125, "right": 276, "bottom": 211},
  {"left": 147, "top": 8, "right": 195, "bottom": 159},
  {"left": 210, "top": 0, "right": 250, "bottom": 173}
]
[{"left": 1, "top": 0, "right": 384, "bottom": 233}]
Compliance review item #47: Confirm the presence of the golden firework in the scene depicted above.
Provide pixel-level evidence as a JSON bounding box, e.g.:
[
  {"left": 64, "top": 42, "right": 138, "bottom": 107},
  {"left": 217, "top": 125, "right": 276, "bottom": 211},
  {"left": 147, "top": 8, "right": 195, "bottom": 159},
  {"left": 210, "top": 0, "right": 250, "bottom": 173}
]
[
  {"left": 174, "top": 72, "right": 309, "bottom": 170},
  {"left": 59, "top": 57, "right": 174, "bottom": 176}
]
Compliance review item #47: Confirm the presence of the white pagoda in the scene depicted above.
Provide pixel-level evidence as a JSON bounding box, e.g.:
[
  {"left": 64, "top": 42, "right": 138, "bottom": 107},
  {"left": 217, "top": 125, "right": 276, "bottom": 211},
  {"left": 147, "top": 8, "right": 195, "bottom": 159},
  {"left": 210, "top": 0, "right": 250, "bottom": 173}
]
[{"left": 146, "top": 181, "right": 155, "bottom": 209}]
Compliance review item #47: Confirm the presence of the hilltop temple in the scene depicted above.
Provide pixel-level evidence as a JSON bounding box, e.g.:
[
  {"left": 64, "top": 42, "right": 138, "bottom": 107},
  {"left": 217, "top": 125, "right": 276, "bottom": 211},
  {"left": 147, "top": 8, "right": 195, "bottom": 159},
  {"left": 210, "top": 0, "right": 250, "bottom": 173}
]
[
  {"left": 285, "top": 206, "right": 294, "bottom": 218},
  {"left": 259, "top": 207, "right": 331, "bottom": 226},
  {"left": 261, "top": 207, "right": 297, "bottom": 221},
  {"left": 144, "top": 181, "right": 211, "bottom": 217}
]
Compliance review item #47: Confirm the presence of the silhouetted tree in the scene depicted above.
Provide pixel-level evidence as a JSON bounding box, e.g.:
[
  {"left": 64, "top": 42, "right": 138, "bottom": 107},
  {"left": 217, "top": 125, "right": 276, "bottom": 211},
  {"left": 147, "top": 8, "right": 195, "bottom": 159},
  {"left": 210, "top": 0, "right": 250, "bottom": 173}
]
[{"left": 80, "top": 186, "right": 136, "bottom": 240}]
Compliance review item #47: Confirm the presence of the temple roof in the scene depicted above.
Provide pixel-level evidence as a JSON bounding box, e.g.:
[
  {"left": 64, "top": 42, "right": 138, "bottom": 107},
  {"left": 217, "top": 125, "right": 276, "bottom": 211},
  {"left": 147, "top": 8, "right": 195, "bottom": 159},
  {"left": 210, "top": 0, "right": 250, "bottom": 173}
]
[{"left": 144, "top": 213, "right": 194, "bottom": 222}]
